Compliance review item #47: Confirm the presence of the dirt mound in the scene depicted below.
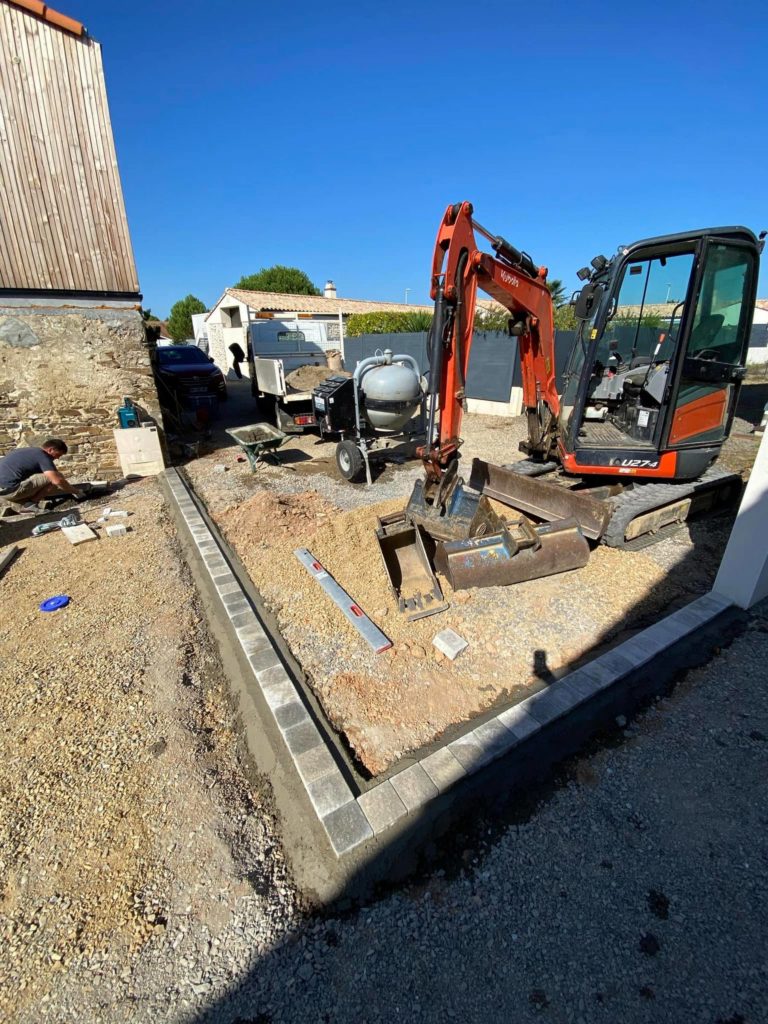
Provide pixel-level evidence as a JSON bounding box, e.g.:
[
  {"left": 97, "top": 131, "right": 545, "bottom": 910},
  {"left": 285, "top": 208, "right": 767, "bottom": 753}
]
[
  {"left": 219, "top": 490, "right": 336, "bottom": 546},
  {"left": 284, "top": 364, "right": 350, "bottom": 393}
]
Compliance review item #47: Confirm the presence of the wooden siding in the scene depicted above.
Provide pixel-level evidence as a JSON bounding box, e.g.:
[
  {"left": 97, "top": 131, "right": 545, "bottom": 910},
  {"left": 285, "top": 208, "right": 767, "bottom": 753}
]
[{"left": 0, "top": 3, "right": 139, "bottom": 295}]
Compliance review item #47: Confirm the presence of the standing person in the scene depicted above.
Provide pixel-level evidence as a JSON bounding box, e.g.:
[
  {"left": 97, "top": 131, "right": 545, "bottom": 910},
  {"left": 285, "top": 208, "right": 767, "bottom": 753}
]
[
  {"left": 0, "top": 439, "right": 82, "bottom": 512},
  {"left": 228, "top": 341, "right": 245, "bottom": 379}
]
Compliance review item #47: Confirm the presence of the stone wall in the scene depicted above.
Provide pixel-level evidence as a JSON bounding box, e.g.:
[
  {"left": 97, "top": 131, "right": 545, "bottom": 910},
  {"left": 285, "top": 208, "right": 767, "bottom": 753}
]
[{"left": 0, "top": 304, "right": 163, "bottom": 481}]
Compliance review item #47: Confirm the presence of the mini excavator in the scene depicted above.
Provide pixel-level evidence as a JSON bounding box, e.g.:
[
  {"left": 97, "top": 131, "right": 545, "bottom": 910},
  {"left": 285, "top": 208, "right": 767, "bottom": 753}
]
[{"left": 376, "top": 202, "right": 762, "bottom": 614}]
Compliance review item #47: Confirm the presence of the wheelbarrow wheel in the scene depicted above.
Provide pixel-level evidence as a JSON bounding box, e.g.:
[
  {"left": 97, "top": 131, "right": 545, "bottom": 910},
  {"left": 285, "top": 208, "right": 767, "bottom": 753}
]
[{"left": 336, "top": 440, "right": 364, "bottom": 482}]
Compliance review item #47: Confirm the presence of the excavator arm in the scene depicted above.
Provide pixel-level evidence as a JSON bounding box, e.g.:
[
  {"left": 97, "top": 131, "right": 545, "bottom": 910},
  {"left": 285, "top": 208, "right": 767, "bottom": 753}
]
[{"left": 422, "top": 201, "right": 560, "bottom": 496}]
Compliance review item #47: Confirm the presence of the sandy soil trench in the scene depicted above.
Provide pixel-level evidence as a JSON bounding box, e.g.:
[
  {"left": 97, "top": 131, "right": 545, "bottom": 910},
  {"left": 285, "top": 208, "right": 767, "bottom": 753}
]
[{"left": 186, "top": 407, "right": 762, "bottom": 777}]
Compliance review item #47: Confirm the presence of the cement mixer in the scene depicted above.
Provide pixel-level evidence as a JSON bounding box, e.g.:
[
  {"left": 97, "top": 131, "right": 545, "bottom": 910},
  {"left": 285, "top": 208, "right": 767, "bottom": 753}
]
[{"left": 312, "top": 350, "right": 426, "bottom": 484}]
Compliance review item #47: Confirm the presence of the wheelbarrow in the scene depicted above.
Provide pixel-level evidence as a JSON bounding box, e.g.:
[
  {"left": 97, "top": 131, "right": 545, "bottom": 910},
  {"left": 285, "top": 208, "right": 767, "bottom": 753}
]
[{"left": 226, "top": 423, "right": 288, "bottom": 470}]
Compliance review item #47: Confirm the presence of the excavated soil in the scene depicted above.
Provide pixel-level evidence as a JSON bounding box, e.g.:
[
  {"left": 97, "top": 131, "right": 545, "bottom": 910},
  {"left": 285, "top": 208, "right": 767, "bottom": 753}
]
[
  {"left": 209, "top": 481, "right": 704, "bottom": 775},
  {"left": 186, "top": 395, "right": 763, "bottom": 775},
  {"left": 284, "top": 365, "right": 350, "bottom": 392}
]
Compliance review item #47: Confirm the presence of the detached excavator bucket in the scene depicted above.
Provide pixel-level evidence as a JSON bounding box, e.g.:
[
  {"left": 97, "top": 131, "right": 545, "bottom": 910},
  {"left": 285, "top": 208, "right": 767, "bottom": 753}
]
[
  {"left": 404, "top": 476, "right": 505, "bottom": 542},
  {"left": 468, "top": 458, "right": 611, "bottom": 541},
  {"left": 434, "top": 517, "right": 589, "bottom": 590},
  {"left": 375, "top": 512, "right": 449, "bottom": 620}
]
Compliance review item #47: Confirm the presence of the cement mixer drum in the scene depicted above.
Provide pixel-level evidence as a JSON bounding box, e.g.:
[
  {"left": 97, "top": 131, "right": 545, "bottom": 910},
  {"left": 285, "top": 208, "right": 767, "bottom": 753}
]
[{"left": 362, "top": 361, "right": 422, "bottom": 430}]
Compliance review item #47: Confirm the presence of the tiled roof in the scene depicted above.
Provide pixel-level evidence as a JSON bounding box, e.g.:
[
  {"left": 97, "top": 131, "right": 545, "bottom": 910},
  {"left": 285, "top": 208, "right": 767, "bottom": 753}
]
[
  {"left": 6, "top": 0, "right": 85, "bottom": 36},
  {"left": 222, "top": 288, "right": 433, "bottom": 316}
]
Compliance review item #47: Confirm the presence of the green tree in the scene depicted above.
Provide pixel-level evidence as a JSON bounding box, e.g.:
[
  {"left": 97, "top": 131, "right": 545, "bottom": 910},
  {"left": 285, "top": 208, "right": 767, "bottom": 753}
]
[
  {"left": 167, "top": 294, "right": 206, "bottom": 342},
  {"left": 547, "top": 279, "right": 568, "bottom": 307},
  {"left": 234, "top": 265, "right": 320, "bottom": 295}
]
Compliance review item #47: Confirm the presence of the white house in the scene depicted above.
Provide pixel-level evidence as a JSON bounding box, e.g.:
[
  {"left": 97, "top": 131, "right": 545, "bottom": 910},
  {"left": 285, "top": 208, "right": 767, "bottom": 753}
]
[{"left": 204, "top": 280, "right": 431, "bottom": 377}]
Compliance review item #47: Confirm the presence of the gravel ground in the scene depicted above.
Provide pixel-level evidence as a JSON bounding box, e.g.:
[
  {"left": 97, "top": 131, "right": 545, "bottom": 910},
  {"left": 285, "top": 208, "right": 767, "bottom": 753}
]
[
  {"left": 193, "top": 600, "right": 768, "bottom": 1024},
  {"left": 3, "top": 441, "right": 766, "bottom": 1022},
  {"left": 0, "top": 480, "right": 300, "bottom": 1022}
]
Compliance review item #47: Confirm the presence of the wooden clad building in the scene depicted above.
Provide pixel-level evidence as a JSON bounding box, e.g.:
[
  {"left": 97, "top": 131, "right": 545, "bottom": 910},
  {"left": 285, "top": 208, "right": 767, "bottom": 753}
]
[{"left": 0, "top": 0, "right": 139, "bottom": 297}]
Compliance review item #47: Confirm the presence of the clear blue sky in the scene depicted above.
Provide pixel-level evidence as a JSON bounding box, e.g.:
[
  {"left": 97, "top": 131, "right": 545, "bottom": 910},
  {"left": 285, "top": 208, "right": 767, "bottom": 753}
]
[{"left": 71, "top": 0, "right": 767, "bottom": 317}]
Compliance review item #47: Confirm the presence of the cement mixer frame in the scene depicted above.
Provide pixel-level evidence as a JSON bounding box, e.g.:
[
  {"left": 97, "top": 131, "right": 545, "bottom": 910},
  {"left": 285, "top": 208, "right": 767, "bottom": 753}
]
[{"left": 312, "top": 350, "right": 428, "bottom": 485}]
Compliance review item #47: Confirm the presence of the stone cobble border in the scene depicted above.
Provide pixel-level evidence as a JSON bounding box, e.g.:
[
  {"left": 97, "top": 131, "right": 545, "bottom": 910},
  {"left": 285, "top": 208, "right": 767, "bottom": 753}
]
[{"left": 165, "top": 468, "right": 734, "bottom": 859}]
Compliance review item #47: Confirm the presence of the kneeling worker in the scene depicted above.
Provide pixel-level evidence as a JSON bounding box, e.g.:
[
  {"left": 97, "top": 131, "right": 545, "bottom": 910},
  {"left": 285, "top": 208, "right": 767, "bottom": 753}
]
[{"left": 0, "top": 438, "right": 83, "bottom": 511}]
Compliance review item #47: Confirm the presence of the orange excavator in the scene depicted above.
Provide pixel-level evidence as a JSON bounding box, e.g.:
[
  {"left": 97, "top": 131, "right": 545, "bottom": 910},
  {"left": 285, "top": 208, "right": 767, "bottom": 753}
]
[{"left": 377, "top": 202, "right": 762, "bottom": 610}]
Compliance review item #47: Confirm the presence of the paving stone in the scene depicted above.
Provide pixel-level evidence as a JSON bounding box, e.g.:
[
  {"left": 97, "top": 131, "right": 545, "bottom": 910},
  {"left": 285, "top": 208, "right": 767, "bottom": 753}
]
[
  {"left": 419, "top": 747, "right": 466, "bottom": 794},
  {"left": 257, "top": 663, "right": 291, "bottom": 689},
  {"left": 390, "top": 763, "right": 438, "bottom": 811},
  {"left": 294, "top": 744, "right": 339, "bottom": 786},
  {"left": 248, "top": 648, "right": 281, "bottom": 675},
  {"left": 307, "top": 769, "right": 355, "bottom": 818},
  {"left": 448, "top": 732, "right": 486, "bottom": 772},
  {"left": 521, "top": 682, "right": 582, "bottom": 726},
  {"left": 211, "top": 570, "right": 236, "bottom": 585},
  {"left": 282, "top": 720, "right": 323, "bottom": 757},
  {"left": 497, "top": 703, "right": 541, "bottom": 740},
  {"left": 322, "top": 801, "right": 373, "bottom": 857},
  {"left": 229, "top": 610, "right": 256, "bottom": 629},
  {"left": 358, "top": 782, "right": 408, "bottom": 835},
  {"left": 216, "top": 581, "right": 241, "bottom": 597},
  {"left": 562, "top": 667, "right": 607, "bottom": 701},
  {"left": 274, "top": 699, "right": 311, "bottom": 733},
  {"left": 591, "top": 648, "right": 635, "bottom": 680},
  {"left": 471, "top": 717, "right": 517, "bottom": 765},
  {"left": 260, "top": 678, "right": 297, "bottom": 710},
  {"left": 240, "top": 634, "right": 271, "bottom": 656},
  {"left": 696, "top": 591, "right": 733, "bottom": 614},
  {"left": 222, "top": 590, "right": 248, "bottom": 608}
]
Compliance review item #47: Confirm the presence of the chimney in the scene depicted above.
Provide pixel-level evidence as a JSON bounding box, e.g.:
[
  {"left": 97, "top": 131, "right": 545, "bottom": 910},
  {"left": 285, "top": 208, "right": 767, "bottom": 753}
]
[{"left": 324, "top": 280, "right": 337, "bottom": 299}]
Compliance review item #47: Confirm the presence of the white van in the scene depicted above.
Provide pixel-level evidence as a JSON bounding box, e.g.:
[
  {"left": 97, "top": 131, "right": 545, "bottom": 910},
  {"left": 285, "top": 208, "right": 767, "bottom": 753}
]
[{"left": 246, "top": 320, "right": 341, "bottom": 432}]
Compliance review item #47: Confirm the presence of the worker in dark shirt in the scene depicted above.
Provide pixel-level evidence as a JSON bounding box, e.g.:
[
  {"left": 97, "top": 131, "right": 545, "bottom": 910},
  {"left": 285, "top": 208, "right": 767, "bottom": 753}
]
[{"left": 0, "top": 439, "right": 83, "bottom": 511}]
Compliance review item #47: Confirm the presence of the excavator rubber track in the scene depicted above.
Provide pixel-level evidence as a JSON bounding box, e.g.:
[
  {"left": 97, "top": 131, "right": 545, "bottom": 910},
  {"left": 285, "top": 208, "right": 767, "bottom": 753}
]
[{"left": 601, "top": 465, "right": 742, "bottom": 548}]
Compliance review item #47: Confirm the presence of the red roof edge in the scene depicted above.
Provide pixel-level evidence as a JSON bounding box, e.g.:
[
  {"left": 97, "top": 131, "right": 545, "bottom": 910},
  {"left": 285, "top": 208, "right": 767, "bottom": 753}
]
[{"left": 6, "top": 0, "right": 85, "bottom": 37}]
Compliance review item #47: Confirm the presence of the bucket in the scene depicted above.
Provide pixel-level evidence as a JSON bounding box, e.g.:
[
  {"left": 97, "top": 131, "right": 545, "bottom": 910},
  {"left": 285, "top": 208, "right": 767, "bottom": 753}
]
[{"left": 326, "top": 349, "right": 343, "bottom": 372}]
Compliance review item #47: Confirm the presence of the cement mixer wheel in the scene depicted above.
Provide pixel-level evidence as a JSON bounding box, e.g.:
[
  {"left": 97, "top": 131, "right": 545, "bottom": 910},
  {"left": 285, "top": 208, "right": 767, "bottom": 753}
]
[{"left": 336, "top": 440, "right": 365, "bottom": 482}]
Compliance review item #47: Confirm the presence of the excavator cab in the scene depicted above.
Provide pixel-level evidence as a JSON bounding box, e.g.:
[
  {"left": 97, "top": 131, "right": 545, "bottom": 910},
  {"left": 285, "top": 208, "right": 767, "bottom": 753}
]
[{"left": 559, "top": 227, "right": 760, "bottom": 481}]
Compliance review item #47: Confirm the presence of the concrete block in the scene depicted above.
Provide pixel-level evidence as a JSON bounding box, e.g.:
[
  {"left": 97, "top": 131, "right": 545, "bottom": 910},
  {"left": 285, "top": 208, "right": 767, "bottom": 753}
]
[
  {"left": 211, "top": 570, "right": 236, "bottom": 586},
  {"left": 322, "top": 801, "right": 373, "bottom": 857},
  {"left": 294, "top": 744, "right": 339, "bottom": 786},
  {"left": 497, "top": 703, "right": 540, "bottom": 740},
  {"left": 521, "top": 682, "right": 582, "bottom": 726},
  {"left": 229, "top": 610, "right": 256, "bottom": 630},
  {"left": 390, "top": 763, "right": 438, "bottom": 812},
  {"left": 105, "top": 523, "right": 127, "bottom": 538},
  {"left": 591, "top": 648, "right": 635, "bottom": 680},
  {"left": 222, "top": 589, "right": 248, "bottom": 607},
  {"left": 283, "top": 720, "right": 324, "bottom": 758},
  {"left": 307, "top": 770, "right": 355, "bottom": 818},
  {"left": 419, "top": 747, "right": 466, "bottom": 794},
  {"left": 274, "top": 699, "right": 311, "bottom": 733},
  {"left": 260, "top": 678, "right": 297, "bottom": 710},
  {"left": 432, "top": 628, "right": 468, "bottom": 660},
  {"left": 216, "top": 581, "right": 241, "bottom": 597},
  {"left": 256, "top": 663, "right": 290, "bottom": 690},
  {"left": 248, "top": 648, "right": 281, "bottom": 675},
  {"left": 358, "top": 782, "right": 408, "bottom": 835},
  {"left": 471, "top": 717, "right": 517, "bottom": 765},
  {"left": 448, "top": 732, "right": 486, "bottom": 772},
  {"left": 562, "top": 667, "right": 606, "bottom": 701}
]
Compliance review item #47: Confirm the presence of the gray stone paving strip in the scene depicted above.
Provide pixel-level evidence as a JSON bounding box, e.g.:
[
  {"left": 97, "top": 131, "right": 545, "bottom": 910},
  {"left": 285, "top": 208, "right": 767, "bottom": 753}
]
[{"left": 163, "top": 469, "right": 736, "bottom": 858}]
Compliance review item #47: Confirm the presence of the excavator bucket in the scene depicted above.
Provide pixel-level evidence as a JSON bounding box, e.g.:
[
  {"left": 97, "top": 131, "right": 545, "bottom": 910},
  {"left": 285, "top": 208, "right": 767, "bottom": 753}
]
[
  {"left": 468, "top": 458, "right": 611, "bottom": 541},
  {"left": 434, "top": 517, "right": 589, "bottom": 590},
  {"left": 375, "top": 512, "right": 449, "bottom": 620},
  {"left": 403, "top": 476, "right": 505, "bottom": 542}
]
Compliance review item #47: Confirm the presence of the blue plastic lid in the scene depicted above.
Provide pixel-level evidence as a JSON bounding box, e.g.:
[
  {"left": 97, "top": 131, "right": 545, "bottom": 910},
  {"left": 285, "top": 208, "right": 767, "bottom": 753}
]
[{"left": 39, "top": 595, "right": 70, "bottom": 612}]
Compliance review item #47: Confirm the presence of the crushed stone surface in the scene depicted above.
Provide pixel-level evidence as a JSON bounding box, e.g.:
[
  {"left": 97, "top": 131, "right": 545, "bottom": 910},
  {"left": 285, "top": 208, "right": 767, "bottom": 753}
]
[
  {"left": 0, "top": 480, "right": 300, "bottom": 1022},
  {"left": 186, "top": 408, "right": 757, "bottom": 774}
]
